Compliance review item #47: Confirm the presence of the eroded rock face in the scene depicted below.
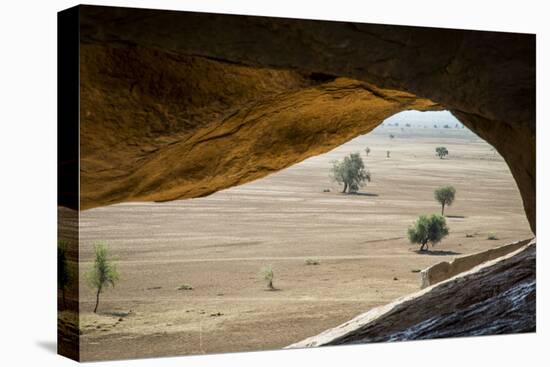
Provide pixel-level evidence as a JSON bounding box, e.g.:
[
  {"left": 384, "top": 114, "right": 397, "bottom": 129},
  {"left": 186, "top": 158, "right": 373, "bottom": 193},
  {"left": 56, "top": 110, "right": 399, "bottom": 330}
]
[
  {"left": 80, "top": 44, "right": 439, "bottom": 208},
  {"left": 73, "top": 6, "right": 535, "bottom": 232},
  {"left": 420, "top": 238, "right": 533, "bottom": 288},
  {"left": 288, "top": 241, "right": 536, "bottom": 347}
]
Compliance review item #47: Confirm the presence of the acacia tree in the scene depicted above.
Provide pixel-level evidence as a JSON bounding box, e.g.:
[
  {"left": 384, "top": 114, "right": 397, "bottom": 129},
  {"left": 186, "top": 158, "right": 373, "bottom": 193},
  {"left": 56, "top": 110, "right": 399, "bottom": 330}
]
[
  {"left": 435, "top": 146, "right": 449, "bottom": 159},
  {"left": 87, "top": 243, "right": 119, "bottom": 313},
  {"left": 330, "top": 153, "right": 371, "bottom": 193},
  {"left": 407, "top": 214, "right": 450, "bottom": 251},
  {"left": 58, "top": 241, "right": 71, "bottom": 309},
  {"left": 434, "top": 186, "right": 456, "bottom": 215}
]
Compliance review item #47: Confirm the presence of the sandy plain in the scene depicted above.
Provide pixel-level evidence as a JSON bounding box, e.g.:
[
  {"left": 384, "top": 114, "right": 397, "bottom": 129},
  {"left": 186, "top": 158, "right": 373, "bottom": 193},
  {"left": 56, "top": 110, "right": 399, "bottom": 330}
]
[{"left": 76, "top": 124, "right": 533, "bottom": 360}]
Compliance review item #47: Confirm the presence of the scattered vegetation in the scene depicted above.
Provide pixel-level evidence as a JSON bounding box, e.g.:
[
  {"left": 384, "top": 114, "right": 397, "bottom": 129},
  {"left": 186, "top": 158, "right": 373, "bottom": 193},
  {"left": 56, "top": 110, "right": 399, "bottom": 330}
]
[
  {"left": 58, "top": 240, "right": 71, "bottom": 309},
  {"left": 411, "top": 269, "right": 421, "bottom": 273},
  {"left": 330, "top": 153, "right": 371, "bottom": 193},
  {"left": 260, "top": 266, "right": 275, "bottom": 290},
  {"left": 407, "top": 214, "right": 450, "bottom": 251},
  {"left": 87, "top": 243, "right": 119, "bottom": 313},
  {"left": 365, "top": 146, "right": 371, "bottom": 156},
  {"left": 434, "top": 186, "right": 456, "bottom": 216},
  {"left": 389, "top": 134, "right": 395, "bottom": 139},
  {"left": 487, "top": 233, "right": 498, "bottom": 240},
  {"left": 466, "top": 233, "right": 475, "bottom": 238},
  {"left": 435, "top": 146, "right": 449, "bottom": 159},
  {"left": 305, "top": 259, "right": 320, "bottom": 266},
  {"left": 177, "top": 284, "right": 193, "bottom": 291}
]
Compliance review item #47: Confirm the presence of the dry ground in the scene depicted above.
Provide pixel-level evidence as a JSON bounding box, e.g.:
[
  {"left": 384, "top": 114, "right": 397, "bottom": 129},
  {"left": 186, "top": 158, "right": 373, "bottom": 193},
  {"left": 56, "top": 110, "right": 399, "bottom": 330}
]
[{"left": 77, "top": 125, "right": 533, "bottom": 361}]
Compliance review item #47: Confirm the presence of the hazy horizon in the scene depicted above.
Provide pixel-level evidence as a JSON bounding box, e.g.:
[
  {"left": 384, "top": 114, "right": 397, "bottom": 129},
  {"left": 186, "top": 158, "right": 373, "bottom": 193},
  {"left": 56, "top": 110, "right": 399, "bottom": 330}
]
[{"left": 381, "top": 110, "right": 462, "bottom": 128}]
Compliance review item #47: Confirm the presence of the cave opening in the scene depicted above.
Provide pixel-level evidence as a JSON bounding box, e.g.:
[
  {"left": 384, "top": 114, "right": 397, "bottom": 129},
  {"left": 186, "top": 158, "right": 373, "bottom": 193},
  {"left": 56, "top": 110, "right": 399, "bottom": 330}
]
[
  {"left": 76, "top": 108, "right": 532, "bottom": 357},
  {"left": 58, "top": 8, "right": 537, "bottom": 360}
]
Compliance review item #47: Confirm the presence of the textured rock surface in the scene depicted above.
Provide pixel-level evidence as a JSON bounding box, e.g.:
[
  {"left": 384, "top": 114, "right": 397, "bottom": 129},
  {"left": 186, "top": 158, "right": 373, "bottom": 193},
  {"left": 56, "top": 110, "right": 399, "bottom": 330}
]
[
  {"left": 420, "top": 238, "right": 533, "bottom": 288},
  {"left": 74, "top": 6, "right": 535, "bottom": 232},
  {"left": 80, "top": 45, "right": 439, "bottom": 208},
  {"left": 288, "top": 240, "right": 535, "bottom": 347}
]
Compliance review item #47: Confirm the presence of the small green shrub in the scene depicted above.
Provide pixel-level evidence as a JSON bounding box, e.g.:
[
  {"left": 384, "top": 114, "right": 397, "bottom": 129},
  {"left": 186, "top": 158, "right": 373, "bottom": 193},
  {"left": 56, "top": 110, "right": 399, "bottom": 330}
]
[
  {"left": 260, "top": 266, "right": 275, "bottom": 290},
  {"left": 58, "top": 240, "right": 71, "bottom": 309},
  {"left": 86, "top": 243, "right": 119, "bottom": 313},
  {"left": 305, "top": 259, "right": 320, "bottom": 266},
  {"left": 177, "top": 284, "right": 193, "bottom": 291},
  {"left": 487, "top": 233, "right": 498, "bottom": 240}
]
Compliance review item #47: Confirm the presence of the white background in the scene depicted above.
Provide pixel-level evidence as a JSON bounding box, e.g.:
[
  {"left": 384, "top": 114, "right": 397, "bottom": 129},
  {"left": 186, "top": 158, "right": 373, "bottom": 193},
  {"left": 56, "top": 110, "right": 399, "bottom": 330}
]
[{"left": 0, "top": 0, "right": 547, "bottom": 366}]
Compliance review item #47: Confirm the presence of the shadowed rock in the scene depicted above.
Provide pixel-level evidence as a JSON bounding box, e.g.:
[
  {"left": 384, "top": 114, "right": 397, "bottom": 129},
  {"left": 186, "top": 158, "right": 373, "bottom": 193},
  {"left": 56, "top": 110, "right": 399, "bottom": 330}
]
[
  {"left": 420, "top": 238, "right": 533, "bottom": 288},
  {"left": 79, "top": 45, "right": 439, "bottom": 209},
  {"left": 288, "top": 240, "right": 535, "bottom": 347}
]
